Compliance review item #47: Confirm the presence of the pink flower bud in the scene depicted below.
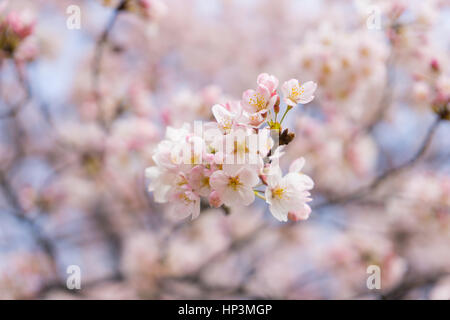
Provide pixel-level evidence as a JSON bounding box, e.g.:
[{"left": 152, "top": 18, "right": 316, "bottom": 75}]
[
  {"left": 208, "top": 191, "right": 223, "bottom": 208},
  {"left": 431, "top": 59, "right": 440, "bottom": 72},
  {"left": 6, "top": 11, "right": 35, "bottom": 40},
  {"left": 259, "top": 174, "right": 268, "bottom": 185},
  {"left": 273, "top": 96, "right": 280, "bottom": 114}
]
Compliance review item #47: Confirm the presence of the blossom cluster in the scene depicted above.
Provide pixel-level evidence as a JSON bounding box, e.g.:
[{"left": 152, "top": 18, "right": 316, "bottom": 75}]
[
  {"left": 0, "top": 252, "right": 53, "bottom": 299},
  {"left": 412, "top": 59, "right": 450, "bottom": 120},
  {"left": 2, "top": 0, "right": 450, "bottom": 300},
  {"left": 290, "top": 24, "right": 388, "bottom": 122},
  {"left": 0, "top": 1, "right": 35, "bottom": 60},
  {"left": 146, "top": 74, "right": 317, "bottom": 222}
]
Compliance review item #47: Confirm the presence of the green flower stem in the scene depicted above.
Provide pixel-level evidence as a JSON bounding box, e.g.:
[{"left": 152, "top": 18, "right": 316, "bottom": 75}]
[{"left": 280, "top": 105, "right": 293, "bottom": 124}]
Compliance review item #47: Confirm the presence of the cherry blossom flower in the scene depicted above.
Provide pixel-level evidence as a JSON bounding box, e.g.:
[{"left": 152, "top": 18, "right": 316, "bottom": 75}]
[
  {"left": 188, "top": 165, "right": 212, "bottom": 197},
  {"left": 257, "top": 73, "right": 279, "bottom": 96},
  {"left": 241, "top": 110, "right": 266, "bottom": 128},
  {"left": 242, "top": 84, "right": 277, "bottom": 114},
  {"left": 209, "top": 165, "right": 259, "bottom": 206},
  {"left": 168, "top": 187, "right": 201, "bottom": 220},
  {"left": 282, "top": 79, "right": 317, "bottom": 107},
  {"left": 211, "top": 101, "right": 243, "bottom": 133},
  {"left": 208, "top": 190, "right": 223, "bottom": 208},
  {"left": 265, "top": 165, "right": 314, "bottom": 222}
]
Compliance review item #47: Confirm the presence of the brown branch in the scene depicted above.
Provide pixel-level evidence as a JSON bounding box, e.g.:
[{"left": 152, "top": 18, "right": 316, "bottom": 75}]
[
  {"left": 92, "top": 205, "right": 124, "bottom": 277},
  {"left": 91, "top": 0, "right": 127, "bottom": 128},
  {"left": 37, "top": 270, "right": 124, "bottom": 298},
  {"left": 0, "top": 60, "right": 32, "bottom": 119},
  {"left": 0, "top": 170, "right": 62, "bottom": 290},
  {"left": 380, "top": 270, "right": 449, "bottom": 300},
  {"left": 314, "top": 116, "right": 442, "bottom": 210},
  {"left": 361, "top": 51, "right": 396, "bottom": 134}
]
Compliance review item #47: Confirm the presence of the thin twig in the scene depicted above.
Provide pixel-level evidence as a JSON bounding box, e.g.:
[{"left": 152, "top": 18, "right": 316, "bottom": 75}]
[
  {"left": 0, "top": 171, "right": 60, "bottom": 279},
  {"left": 380, "top": 270, "right": 449, "bottom": 300},
  {"left": 0, "top": 60, "right": 32, "bottom": 119},
  {"left": 91, "top": 0, "right": 127, "bottom": 128},
  {"left": 314, "top": 116, "right": 442, "bottom": 210},
  {"left": 362, "top": 51, "right": 396, "bottom": 134}
]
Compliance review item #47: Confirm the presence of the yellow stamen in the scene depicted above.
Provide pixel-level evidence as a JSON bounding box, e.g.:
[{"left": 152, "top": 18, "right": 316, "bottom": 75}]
[
  {"left": 272, "top": 187, "right": 285, "bottom": 200},
  {"left": 228, "top": 176, "right": 242, "bottom": 191},
  {"left": 202, "top": 176, "right": 210, "bottom": 188},
  {"left": 249, "top": 93, "right": 267, "bottom": 111},
  {"left": 290, "top": 85, "right": 305, "bottom": 100}
]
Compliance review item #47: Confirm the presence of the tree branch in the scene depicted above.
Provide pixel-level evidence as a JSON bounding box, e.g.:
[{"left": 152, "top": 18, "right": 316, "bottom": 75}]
[
  {"left": 314, "top": 116, "right": 442, "bottom": 210},
  {"left": 91, "top": 0, "right": 127, "bottom": 127}
]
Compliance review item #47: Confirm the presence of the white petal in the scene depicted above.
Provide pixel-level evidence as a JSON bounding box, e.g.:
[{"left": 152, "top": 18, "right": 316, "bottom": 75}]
[
  {"left": 191, "top": 198, "right": 201, "bottom": 220},
  {"left": 221, "top": 188, "right": 240, "bottom": 206},
  {"left": 298, "top": 95, "right": 315, "bottom": 104},
  {"left": 265, "top": 188, "right": 272, "bottom": 205},
  {"left": 153, "top": 185, "right": 171, "bottom": 203},
  {"left": 284, "top": 171, "right": 314, "bottom": 190},
  {"left": 284, "top": 172, "right": 306, "bottom": 188},
  {"left": 222, "top": 164, "right": 241, "bottom": 176},
  {"left": 298, "top": 174, "right": 314, "bottom": 190},
  {"left": 209, "top": 170, "right": 228, "bottom": 193},
  {"left": 269, "top": 201, "right": 288, "bottom": 222},
  {"left": 301, "top": 81, "right": 317, "bottom": 95},
  {"left": 289, "top": 157, "right": 306, "bottom": 173},
  {"left": 238, "top": 187, "right": 255, "bottom": 205},
  {"left": 168, "top": 202, "right": 192, "bottom": 220},
  {"left": 288, "top": 204, "right": 311, "bottom": 221},
  {"left": 238, "top": 167, "right": 259, "bottom": 187},
  {"left": 265, "top": 170, "right": 283, "bottom": 188},
  {"left": 212, "top": 104, "right": 233, "bottom": 124},
  {"left": 298, "top": 81, "right": 317, "bottom": 104},
  {"left": 145, "top": 166, "right": 159, "bottom": 179}
]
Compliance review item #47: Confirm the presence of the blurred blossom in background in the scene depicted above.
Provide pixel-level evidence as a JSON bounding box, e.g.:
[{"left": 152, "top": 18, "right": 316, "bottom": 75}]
[{"left": 0, "top": 0, "right": 450, "bottom": 299}]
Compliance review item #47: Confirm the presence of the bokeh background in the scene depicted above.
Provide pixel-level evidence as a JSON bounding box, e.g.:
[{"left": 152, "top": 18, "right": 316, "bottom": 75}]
[{"left": 0, "top": 0, "right": 449, "bottom": 299}]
